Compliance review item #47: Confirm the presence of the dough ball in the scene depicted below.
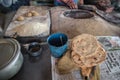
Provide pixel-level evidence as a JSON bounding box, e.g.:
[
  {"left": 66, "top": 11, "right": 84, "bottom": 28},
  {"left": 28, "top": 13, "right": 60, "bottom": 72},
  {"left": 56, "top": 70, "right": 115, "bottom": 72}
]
[
  {"left": 26, "top": 12, "right": 32, "bottom": 17},
  {"left": 16, "top": 16, "right": 24, "bottom": 21},
  {"left": 31, "top": 10, "right": 39, "bottom": 16}
]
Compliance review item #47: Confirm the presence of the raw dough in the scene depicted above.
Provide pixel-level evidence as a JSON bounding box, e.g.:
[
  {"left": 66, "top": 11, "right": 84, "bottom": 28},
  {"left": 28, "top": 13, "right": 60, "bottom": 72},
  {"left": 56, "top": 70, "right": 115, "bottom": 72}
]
[
  {"left": 16, "top": 16, "right": 24, "bottom": 21},
  {"left": 25, "top": 12, "right": 32, "bottom": 17},
  {"left": 31, "top": 10, "right": 39, "bottom": 16},
  {"left": 56, "top": 50, "right": 79, "bottom": 74}
]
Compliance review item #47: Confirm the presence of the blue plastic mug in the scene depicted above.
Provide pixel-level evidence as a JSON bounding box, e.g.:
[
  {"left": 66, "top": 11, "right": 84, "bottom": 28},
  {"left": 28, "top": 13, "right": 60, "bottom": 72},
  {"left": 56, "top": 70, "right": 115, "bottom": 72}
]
[{"left": 47, "top": 33, "right": 68, "bottom": 58}]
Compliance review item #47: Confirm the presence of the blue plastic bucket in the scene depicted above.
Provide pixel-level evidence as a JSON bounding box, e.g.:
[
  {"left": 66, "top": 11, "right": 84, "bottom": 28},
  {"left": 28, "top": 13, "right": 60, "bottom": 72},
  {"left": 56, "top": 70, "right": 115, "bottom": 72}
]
[{"left": 47, "top": 33, "right": 68, "bottom": 58}]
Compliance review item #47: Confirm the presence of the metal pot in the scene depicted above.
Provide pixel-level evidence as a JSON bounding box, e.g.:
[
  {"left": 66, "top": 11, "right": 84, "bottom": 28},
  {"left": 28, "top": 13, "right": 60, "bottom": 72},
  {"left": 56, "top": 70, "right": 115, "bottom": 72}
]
[{"left": 0, "top": 39, "right": 23, "bottom": 80}]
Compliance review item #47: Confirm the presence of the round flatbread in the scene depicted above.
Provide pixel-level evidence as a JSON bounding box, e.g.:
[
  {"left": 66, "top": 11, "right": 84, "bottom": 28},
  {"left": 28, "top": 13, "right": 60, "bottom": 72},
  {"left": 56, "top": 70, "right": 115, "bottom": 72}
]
[
  {"left": 72, "top": 34, "right": 99, "bottom": 57},
  {"left": 71, "top": 51, "right": 86, "bottom": 67},
  {"left": 84, "top": 46, "right": 106, "bottom": 67},
  {"left": 71, "top": 46, "right": 106, "bottom": 67}
]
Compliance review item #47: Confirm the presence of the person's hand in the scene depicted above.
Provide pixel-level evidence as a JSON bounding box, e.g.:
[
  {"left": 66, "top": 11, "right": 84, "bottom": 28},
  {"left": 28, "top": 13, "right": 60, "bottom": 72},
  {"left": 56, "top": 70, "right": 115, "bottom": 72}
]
[
  {"left": 79, "top": 0, "right": 84, "bottom": 5},
  {"left": 61, "top": 0, "right": 78, "bottom": 9},
  {"left": 105, "top": 7, "right": 114, "bottom": 13}
]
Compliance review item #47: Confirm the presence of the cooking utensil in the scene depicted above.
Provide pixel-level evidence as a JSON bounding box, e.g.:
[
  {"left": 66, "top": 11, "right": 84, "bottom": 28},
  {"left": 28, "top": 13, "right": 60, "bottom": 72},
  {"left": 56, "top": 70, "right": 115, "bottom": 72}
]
[
  {"left": 78, "top": 5, "right": 120, "bottom": 24},
  {"left": 95, "top": 9, "right": 120, "bottom": 24},
  {"left": 0, "top": 39, "right": 23, "bottom": 80},
  {"left": 47, "top": 33, "right": 68, "bottom": 58},
  {"left": 28, "top": 42, "right": 42, "bottom": 57}
]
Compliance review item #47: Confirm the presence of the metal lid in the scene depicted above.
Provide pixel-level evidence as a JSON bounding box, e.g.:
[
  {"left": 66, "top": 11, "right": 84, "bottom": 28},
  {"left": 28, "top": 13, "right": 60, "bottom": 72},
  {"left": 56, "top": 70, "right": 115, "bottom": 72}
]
[
  {"left": 0, "top": 39, "right": 19, "bottom": 69},
  {"left": 1, "top": 0, "right": 12, "bottom": 7}
]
